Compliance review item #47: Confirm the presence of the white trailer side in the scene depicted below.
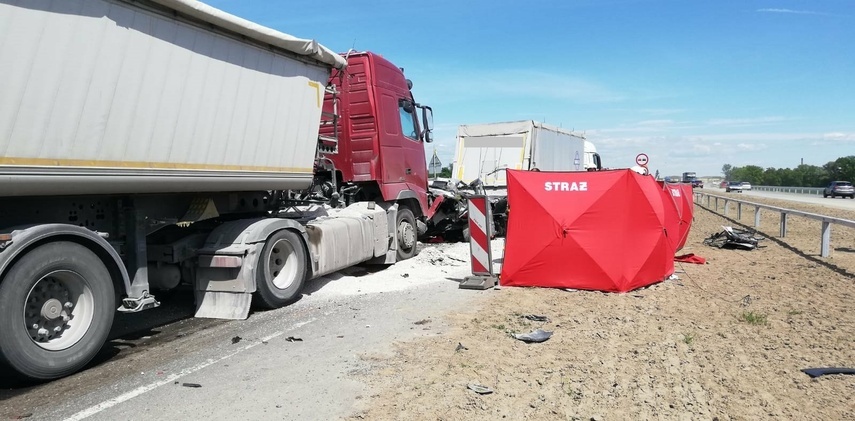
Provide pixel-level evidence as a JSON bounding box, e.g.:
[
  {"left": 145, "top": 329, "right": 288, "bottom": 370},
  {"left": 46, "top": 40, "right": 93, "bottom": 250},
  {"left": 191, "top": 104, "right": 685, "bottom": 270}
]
[
  {"left": 0, "top": 0, "right": 345, "bottom": 197},
  {"left": 452, "top": 120, "right": 587, "bottom": 188}
]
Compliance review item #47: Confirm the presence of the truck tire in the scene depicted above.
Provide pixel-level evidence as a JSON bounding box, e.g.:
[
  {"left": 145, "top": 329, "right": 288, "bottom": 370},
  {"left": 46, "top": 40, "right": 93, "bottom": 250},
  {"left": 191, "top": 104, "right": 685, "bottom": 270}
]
[
  {"left": 253, "top": 230, "right": 307, "bottom": 309},
  {"left": 396, "top": 207, "right": 417, "bottom": 260},
  {"left": 0, "top": 241, "right": 115, "bottom": 381}
]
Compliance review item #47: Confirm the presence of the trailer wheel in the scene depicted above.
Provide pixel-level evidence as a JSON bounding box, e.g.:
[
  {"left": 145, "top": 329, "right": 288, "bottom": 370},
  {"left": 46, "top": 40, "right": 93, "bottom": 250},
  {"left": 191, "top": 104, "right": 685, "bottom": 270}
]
[
  {"left": 0, "top": 242, "right": 115, "bottom": 381},
  {"left": 254, "top": 230, "right": 307, "bottom": 309},
  {"left": 395, "top": 207, "right": 418, "bottom": 261}
]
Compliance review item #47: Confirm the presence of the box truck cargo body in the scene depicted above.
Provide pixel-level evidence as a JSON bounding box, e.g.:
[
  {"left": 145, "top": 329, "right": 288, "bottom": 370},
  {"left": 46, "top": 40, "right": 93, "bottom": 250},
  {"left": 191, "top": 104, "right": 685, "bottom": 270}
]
[{"left": 452, "top": 121, "right": 599, "bottom": 188}]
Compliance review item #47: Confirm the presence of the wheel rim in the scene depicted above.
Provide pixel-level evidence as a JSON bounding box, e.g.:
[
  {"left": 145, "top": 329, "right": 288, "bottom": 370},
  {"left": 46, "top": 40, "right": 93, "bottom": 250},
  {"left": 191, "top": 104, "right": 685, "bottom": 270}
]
[
  {"left": 269, "top": 239, "right": 299, "bottom": 290},
  {"left": 398, "top": 220, "right": 416, "bottom": 252},
  {"left": 24, "top": 270, "right": 95, "bottom": 351}
]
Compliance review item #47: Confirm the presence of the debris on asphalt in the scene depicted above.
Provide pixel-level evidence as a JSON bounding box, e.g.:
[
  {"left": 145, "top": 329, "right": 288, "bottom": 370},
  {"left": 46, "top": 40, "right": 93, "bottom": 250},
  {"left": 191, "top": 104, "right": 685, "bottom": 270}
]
[
  {"left": 285, "top": 336, "right": 303, "bottom": 342},
  {"left": 182, "top": 383, "right": 202, "bottom": 388},
  {"left": 414, "top": 319, "right": 432, "bottom": 325},
  {"left": 513, "top": 329, "right": 553, "bottom": 343},
  {"left": 467, "top": 383, "right": 494, "bottom": 395},
  {"left": 401, "top": 273, "right": 410, "bottom": 278},
  {"left": 521, "top": 314, "right": 548, "bottom": 322},
  {"left": 455, "top": 342, "right": 468, "bottom": 352},
  {"left": 231, "top": 336, "right": 242, "bottom": 344}
]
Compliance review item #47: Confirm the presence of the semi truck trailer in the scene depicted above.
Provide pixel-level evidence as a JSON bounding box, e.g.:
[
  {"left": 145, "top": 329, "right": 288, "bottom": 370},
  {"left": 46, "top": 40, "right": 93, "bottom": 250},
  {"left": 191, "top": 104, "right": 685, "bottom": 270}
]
[{"left": 0, "top": 0, "right": 434, "bottom": 380}]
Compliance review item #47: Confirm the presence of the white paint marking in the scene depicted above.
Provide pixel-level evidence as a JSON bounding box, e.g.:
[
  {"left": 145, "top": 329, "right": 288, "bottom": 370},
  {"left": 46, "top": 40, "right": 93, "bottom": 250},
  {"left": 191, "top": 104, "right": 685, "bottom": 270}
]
[{"left": 64, "top": 319, "right": 315, "bottom": 421}]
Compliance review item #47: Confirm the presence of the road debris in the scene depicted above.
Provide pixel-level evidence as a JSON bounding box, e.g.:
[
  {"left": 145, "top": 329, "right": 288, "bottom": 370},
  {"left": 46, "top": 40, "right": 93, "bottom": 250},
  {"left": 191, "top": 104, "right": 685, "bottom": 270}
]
[
  {"left": 231, "top": 336, "right": 242, "bottom": 344},
  {"left": 286, "top": 336, "right": 303, "bottom": 342},
  {"left": 513, "top": 329, "right": 553, "bottom": 343},
  {"left": 181, "top": 383, "right": 202, "bottom": 388},
  {"left": 455, "top": 342, "right": 468, "bottom": 352},
  {"left": 467, "top": 383, "right": 493, "bottom": 395},
  {"left": 521, "top": 314, "right": 548, "bottom": 322}
]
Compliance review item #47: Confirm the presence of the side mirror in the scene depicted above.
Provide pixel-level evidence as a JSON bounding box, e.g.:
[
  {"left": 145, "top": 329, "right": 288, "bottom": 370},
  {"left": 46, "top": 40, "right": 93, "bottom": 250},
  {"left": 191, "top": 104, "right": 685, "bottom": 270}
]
[{"left": 420, "top": 105, "right": 434, "bottom": 143}]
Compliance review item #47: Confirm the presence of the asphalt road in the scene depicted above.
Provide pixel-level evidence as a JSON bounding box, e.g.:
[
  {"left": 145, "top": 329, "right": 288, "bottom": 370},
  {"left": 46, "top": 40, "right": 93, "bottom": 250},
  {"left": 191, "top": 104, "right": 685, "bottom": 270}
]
[
  {"left": 703, "top": 187, "right": 855, "bottom": 212},
  {"left": 0, "top": 249, "right": 493, "bottom": 421}
]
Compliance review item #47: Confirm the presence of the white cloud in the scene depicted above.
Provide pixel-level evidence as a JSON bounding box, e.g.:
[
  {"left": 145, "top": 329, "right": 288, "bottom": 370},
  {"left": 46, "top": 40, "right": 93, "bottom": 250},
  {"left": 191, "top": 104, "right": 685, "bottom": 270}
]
[
  {"left": 737, "top": 143, "right": 767, "bottom": 151},
  {"left": 705, "top": 116, "right": 786, "bottom": 127},
  {"left": 756, "top": 8, "right": 827, "bottom": 16},
  {"left": 823, "top": 132, "right": 855, "bottom": 142}
]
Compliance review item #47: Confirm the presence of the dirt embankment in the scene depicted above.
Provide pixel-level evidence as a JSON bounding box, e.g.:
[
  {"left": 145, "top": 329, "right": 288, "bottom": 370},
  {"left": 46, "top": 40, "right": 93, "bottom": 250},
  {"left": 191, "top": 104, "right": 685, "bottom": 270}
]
[{"left": 347, "top": 196, "right": 855, "bottom": 420}]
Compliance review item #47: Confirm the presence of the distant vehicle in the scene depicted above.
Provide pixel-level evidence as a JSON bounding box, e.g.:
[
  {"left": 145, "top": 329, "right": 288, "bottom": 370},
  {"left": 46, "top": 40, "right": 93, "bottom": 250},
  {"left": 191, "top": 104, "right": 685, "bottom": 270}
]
[
  {"left": 740, "top": 181, "right": 752, "bottom": 191},
  {"left": 823, "top": 181, "right": 854, "bottom": 198},
  {"left": 719, "top": 181, "right": 728, "bottom": 189},
  {"left": 692, "top": 179, "right": 704, "bottom": 188},
  {"left": 664, "top": 175, "right": 681, "bottom": 183},
  {"left": 726, "top": 181, "right": 743, "bottom": 193}
]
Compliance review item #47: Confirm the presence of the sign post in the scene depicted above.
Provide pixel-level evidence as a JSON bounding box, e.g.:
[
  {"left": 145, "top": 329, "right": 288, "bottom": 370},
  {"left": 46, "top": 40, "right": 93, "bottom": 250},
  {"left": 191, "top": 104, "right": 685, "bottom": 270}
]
[{"left": 429, "top": 150, "right": 442, "bottom": 179}]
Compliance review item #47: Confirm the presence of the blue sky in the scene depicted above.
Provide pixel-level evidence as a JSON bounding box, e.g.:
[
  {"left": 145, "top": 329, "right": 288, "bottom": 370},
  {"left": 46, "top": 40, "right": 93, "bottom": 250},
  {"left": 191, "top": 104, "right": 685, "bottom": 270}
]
[{"left": 206, "top": 0, "right": 854, "bottom": 178}]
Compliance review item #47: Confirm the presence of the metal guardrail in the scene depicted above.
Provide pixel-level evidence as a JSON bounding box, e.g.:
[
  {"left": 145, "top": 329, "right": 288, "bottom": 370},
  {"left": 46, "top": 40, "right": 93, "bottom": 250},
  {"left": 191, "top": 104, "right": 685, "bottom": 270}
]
[
  {"left": 694, "top": 192, "right": 855, "bottom": 257},
  {"left": 751, "top": 186, "right": 824, "bottom": 195}
]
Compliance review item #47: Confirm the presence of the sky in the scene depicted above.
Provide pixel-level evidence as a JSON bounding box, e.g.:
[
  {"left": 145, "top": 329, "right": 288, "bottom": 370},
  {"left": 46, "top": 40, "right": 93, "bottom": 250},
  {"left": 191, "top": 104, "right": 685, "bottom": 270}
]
[{"left": 206, "top": 0, "right": 854, "bottom": 178}]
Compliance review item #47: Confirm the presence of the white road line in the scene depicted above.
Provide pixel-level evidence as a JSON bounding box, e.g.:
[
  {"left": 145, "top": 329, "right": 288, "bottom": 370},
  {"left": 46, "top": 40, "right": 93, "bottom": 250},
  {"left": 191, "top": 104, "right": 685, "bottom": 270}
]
[{"left": 64, "top": 319, "right": 316, "bottom": 421}]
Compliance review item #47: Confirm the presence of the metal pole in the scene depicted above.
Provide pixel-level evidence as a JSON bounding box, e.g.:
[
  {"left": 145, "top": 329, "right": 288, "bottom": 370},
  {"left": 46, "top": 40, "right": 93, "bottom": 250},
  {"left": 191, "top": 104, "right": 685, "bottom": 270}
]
[
  {"left": 737, "top": 203, "right": 742, "bottom": 220},
  {"left": 780, "top": 213, "right": 788, "bottom": 237},
  {"left": 820, "top": 221, "right": 831, "bottom": 258},
  {"left": 754, "top": 206, "right": 761, "bottom": 228}
]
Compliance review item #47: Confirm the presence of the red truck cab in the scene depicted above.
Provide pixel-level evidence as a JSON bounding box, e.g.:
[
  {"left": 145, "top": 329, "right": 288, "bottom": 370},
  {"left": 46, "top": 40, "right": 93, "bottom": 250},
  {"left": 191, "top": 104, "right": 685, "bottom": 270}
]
[{"left": 320, "top": 51, "right": 433, "bottom": 217}]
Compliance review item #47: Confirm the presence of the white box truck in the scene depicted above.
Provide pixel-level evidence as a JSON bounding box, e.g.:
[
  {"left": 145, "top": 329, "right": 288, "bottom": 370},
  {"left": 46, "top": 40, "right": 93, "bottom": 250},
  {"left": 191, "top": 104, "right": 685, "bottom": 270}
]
[{"left": 452, "top": 120, "right": 601, "bottom": 189}]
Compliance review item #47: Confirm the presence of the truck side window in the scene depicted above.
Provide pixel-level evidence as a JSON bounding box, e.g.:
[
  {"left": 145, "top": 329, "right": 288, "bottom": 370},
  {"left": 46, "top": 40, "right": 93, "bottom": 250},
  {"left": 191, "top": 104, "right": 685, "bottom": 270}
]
[{"left": 398, "top": 102, "right": 418, "bottom": 140}]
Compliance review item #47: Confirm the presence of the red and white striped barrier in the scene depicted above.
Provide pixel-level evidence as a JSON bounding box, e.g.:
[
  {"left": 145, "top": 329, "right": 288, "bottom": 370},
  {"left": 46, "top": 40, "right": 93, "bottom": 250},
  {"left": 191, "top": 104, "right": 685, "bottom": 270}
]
[
  {"left": 467, "top": 195, "right": 493, "bottom": 275},
  {"left": 460, "top": 196, "right": 496, "bottom": 289}
]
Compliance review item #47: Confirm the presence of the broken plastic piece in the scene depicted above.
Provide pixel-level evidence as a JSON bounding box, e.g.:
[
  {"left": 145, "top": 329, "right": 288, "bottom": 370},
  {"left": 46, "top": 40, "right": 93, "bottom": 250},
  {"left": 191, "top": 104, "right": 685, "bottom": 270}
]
[
  {"left": 455, "top": 342, "right": 468, "bottom": 352},
  {"left": 467, "top": 383, "right": 493, "bottom": 394},
  {"left": 513, "top": 329, "right": 553, "bottom": 343},
  {"left": 521, "top": 314, "right": 548, "bottom": 322},
  {"left": 286, "top": 336, "right": 303, "bottom": 342},
  {"left": 182, "top": 383, "right": 202, "bottom": 388},
  {"left": 802, "top": 367, "right": 855, "bottom": 378},
  {"left": 231, "top": 336, "right": 242, "bottom": 344}
]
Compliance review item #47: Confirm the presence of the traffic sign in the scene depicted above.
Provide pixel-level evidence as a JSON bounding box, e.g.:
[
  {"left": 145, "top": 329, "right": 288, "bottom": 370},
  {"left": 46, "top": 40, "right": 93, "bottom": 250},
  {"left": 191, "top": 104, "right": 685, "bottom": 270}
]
[
  {"left": 429, "top": 150, "right": 442, "bottom": 175},
  {"left": 635, "top": 153, "right": 649, "bottom": 167}
]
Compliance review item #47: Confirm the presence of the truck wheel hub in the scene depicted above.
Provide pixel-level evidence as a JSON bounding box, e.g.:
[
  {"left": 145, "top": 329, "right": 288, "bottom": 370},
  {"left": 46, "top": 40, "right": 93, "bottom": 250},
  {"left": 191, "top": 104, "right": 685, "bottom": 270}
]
[
  {"left": 24, "top": 271, "right": 93, "bottom": 350},
  {"left": 399, "top": 222, "right": 416, "bottom": 249}
]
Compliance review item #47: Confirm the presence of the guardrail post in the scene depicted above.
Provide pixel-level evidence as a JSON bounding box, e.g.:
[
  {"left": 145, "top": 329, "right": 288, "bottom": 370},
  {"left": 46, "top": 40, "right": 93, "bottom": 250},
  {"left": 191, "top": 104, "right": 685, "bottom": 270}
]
[
  {"left": 737, "top": 203, "right": 742, "bottom": 220},
  {"left": 724, "top": 200, "right": 730, "bottom": 216},
  {"left": 754, "top": 206, "right": 761, "bottom": 227},
  {"left": 820, "top": 221, "right": 831, "bottom": 258},
  {"left": 715, "top": 197, "right": 719, "bottom": 210},
  {"left": 780, "top": 213, "right": 788, "bottom": 237}
]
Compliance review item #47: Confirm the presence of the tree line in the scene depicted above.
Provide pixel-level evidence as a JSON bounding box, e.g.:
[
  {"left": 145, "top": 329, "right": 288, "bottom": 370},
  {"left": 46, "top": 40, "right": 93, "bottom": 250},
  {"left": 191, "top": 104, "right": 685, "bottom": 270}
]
[{"left": 722, "top": 155, "right": 855, "bottom": 187}]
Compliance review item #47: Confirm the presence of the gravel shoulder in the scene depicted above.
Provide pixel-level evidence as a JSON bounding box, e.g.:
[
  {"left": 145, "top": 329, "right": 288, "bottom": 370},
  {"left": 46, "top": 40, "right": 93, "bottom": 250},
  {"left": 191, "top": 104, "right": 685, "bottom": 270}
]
[{"left": 347, "top": 196, "right": 855, "bottom": 420}]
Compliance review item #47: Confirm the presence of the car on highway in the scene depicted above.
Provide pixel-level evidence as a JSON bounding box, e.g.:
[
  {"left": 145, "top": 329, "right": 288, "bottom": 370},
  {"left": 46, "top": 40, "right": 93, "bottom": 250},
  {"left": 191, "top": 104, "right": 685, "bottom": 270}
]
[
  {"left": 740, "top": 181, "right": 752, "bottom": 191},
  {"left": 823, "top": 181, "right": 854, "bottom": 199},
  {"left": 719, "top": 181, "right": 728, "bottom": 188},
  {"left": 725, "top": 181, "right": 743, "bottom": 193},
  {"left": 692, "top": 179, "right": 704, "bottom": 188}
]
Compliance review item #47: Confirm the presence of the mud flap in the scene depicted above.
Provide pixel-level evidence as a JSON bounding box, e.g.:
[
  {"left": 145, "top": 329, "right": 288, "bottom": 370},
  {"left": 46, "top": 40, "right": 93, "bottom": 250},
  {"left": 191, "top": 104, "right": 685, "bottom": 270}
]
[{"left": 194, "top": 291, "right": 252, "bottom": 320}]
